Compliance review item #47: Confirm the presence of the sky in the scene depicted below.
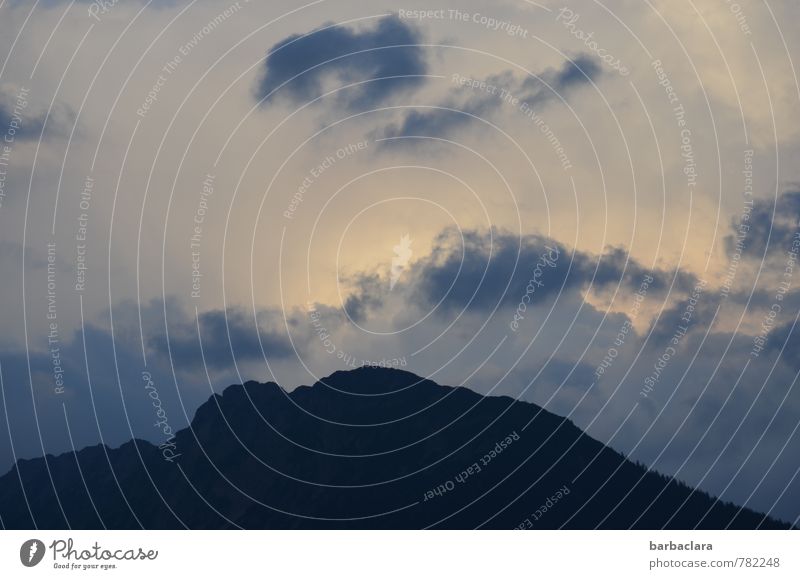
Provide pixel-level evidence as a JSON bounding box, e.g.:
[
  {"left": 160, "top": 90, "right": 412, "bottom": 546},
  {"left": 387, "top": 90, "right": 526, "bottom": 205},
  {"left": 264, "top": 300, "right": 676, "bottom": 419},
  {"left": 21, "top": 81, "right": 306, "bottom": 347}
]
[{"left": 0, "top": 0, "right": 799, "bottom": 524}]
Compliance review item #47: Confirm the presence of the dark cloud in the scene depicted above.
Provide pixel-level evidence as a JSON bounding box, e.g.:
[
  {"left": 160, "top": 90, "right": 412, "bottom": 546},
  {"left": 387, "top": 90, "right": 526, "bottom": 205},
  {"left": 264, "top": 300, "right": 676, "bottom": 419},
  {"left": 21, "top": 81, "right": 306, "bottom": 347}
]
[
  {"left": 342, "top": 273, "right": 385, "bottom": 323},
  {"left": 645, "top": 284, "right": 717, "bottom": 347},
  {"left": 405, "top": 228, "right": 694, "bottom": 314},
  {"left": 0, "top": 105, "right": 45, "bottom": 142},
  {"left": 0, "top": 87, "right": 75, "bottom": 141},
  {"left": 383, "top": 54, "right": 602, "bottom": 140},
  {"left": 765, "top": 318, "right": 800, "bottom": 370},
  {"left": 589, "top": 246, "right": 695, "bottom": 295},
  {"left": 256, "top": 16, "right": 427, "bottom": 110},
  {"left": 519, "top": 54, "right": 602, "bottom": 103},
  {"left": 725, "top": 190, "right": 800, "bottom": 259},
  {"left": 728, "top": 287, "right": 800, "bottom": 313},
  {"left": 149, "top": 306, "right": 295, "bottom": 370}
]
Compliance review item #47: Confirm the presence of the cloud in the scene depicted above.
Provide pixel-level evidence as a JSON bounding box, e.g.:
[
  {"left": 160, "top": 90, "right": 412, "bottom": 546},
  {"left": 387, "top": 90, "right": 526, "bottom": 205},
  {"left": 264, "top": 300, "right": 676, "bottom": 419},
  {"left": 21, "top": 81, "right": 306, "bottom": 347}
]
[
  {"left": 645, "top": 283, "right": 717, "bottom": 347},
  {"left": 725, "top": 190, "right": 800, "bottom": 259},
  {"left": 765, "top": 318, "right": 800, "bottom": 370},
  {"left": 382, "top": 54, "right": 602, "bottom": 140},
  {"left": 519, "top": 54, "right": 602, "bottom": 103},
  {"left": 148, "top": 304, "right": 296, "bottom": 371},
  {"left": 256, "top": 16, "right": 428, "bottom": 111},
  {"left": 0, "top": 87, "right": 73, "bottom": 141},
  {"left": 342, "top": 273, "right": 385, "bottom": 323},
  {"left": 403, "top": 227, "right": 694, "bottom": 314}
]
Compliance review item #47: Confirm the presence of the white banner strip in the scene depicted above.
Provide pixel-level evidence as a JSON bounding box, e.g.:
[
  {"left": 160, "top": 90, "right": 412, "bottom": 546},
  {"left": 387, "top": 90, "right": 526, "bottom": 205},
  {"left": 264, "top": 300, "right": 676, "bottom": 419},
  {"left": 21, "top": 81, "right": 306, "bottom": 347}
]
[{"left": 1, "top": 531, "right": 797, "bottom": 578}]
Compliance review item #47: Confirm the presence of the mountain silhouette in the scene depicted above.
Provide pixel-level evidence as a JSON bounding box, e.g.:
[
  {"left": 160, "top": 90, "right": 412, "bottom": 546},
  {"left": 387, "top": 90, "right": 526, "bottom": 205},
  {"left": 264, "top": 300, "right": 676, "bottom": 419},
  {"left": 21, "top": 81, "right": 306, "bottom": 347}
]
[{"left": 0, "top": 367, "right": 791, "bottom": 529}]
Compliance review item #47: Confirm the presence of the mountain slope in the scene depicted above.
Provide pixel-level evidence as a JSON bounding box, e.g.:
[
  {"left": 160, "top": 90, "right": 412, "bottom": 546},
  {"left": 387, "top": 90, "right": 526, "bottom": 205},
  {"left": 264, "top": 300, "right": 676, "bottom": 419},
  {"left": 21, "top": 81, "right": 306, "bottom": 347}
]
[{"left": 0, "top": 367, "right": 790, "bottom": 529}]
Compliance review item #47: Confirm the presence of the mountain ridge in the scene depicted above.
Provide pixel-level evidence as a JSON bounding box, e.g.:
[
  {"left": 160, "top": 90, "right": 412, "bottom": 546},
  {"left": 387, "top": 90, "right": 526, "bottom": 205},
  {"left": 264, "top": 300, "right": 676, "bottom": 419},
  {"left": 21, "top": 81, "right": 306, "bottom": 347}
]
[{"left": 0, "top": 366, "right": 792, "bottom": 529}]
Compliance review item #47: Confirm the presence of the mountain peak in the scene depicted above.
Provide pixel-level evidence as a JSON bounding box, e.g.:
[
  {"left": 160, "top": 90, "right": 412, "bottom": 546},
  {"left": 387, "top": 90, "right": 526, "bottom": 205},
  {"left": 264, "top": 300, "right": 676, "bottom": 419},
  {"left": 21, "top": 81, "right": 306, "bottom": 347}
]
[{"left": 314, "top": 365, "right": 433, "bottom": 395}]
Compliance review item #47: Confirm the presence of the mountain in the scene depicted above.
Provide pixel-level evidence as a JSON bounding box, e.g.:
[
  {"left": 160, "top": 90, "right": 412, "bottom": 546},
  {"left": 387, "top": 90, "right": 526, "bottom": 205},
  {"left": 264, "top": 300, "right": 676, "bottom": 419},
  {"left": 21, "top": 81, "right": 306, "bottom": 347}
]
[{"left": 0, "top": 367, "right": 790, "bottom": 529}]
